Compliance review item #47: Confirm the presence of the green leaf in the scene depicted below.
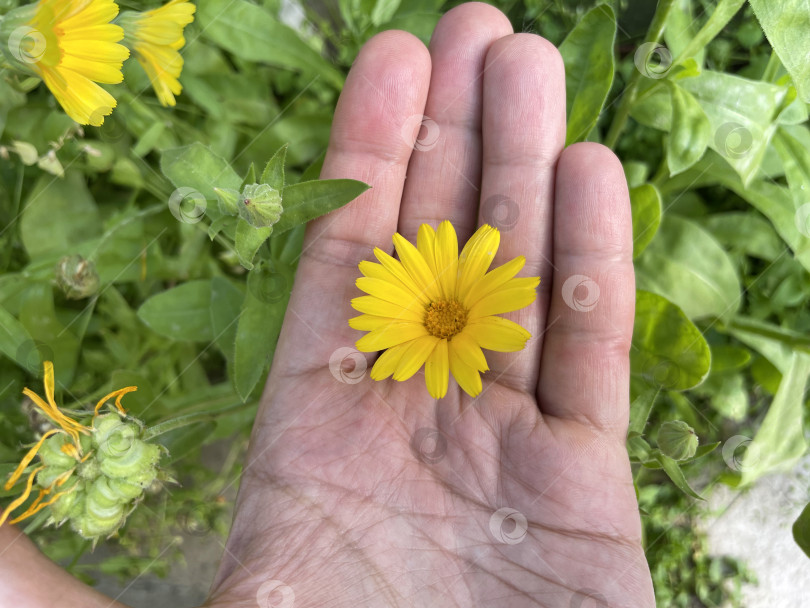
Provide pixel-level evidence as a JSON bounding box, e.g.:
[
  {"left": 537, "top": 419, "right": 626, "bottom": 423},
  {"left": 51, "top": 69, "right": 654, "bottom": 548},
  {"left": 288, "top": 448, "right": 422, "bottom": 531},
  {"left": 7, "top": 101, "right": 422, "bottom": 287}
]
[
  {"left": 559, "top": 4, "right": 616, "bottom": 145},
  {"left": 655, "top": 453, "right": 704, "bottom": 500},
  {"left": 261, "top": 144, "right": 288, "bottom": 191},
  {"left": 234, "top": 219, "right": 273, "bottom": 270},
  {"left": 0, "top": 303, "right": 38, "bottom": 374},
  {"left": 662, "top": 0, "right": 705, "bottom": 67},
  {"left": 18, "top": 283, "right": 80, "bottom": 386},
  {"left": 631, "top": 290, "right": 711, "bottom": 392},
  {"left": 209, "top": 277, "right": 244, "bottom": 364},
  {"left": 197, "top": 0, "right": 344, "bottom": 89},
  {"left": 137, "top": 280, "right": 214, "bottom": 342},
  {"left": 664, "top": 152, "right": 810, "bottom": 273},
  {"left": 632, "top": 71, "right": 789, "bottom": 184},
  {"left": 772, "top": 127, "right": 810, "bottom": 206},
  {"left": 694, "top": 372, "right": 748, "bottom": 421},
  {"left": 635, "top": 215, "right": 740, "bottom": 320},
  {"left": 793, "top": 502, "right": 810, "bottom": 559},
  {"left": 667, "top": 82, "right": 711, "bottom": 175},
  {"left": 698, "top": 211, "right": 784, "bottom": 261},
  {"left": 157, "top": 421, "right": 218, "bottom": 464},
  {"left": 371, "top": 0, "right": 402, "bottom": 25},
  {"left": 19, "top": 172, "right": 101, "bottom": 260},
  {"left": 160, "top": 143, "right": 242, "bottom": 202},
  {"left": 233, "top": 262, "right": 289, "bottom": 400},
  {"left": 740, "top": 352, "right": 810, "bottom": 486},
  {"left": 274, "top": 179, "right": 371, "bottom": 235},
  {"left": 749, "top": 0, "right": 810, "bottom": 102},
  {"left": 240, "top": 162, "right": 256, "bottom": 190},
  {"left": 629, "top": 183, "right": 661, "bottom": 258}
]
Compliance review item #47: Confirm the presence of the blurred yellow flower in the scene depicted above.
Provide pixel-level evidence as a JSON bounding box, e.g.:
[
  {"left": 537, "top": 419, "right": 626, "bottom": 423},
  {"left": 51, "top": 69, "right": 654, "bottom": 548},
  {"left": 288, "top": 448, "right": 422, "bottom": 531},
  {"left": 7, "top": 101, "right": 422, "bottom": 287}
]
[
  {"left": 118, "top": 0, "right": 196, "bottom": 106},
  {"left": 4, "top": 0, "right": 130, "bottom": 126},
  {"left": 350, "top": 221, "right": 539, "bottom": 399}
]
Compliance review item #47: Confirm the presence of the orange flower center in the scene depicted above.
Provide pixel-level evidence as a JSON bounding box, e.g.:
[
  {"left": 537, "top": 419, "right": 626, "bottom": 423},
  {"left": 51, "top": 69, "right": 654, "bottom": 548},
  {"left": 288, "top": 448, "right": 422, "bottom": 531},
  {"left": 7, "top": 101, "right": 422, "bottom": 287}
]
[{"left": 424, "top": 300, "right": 468, "bottom": 339}]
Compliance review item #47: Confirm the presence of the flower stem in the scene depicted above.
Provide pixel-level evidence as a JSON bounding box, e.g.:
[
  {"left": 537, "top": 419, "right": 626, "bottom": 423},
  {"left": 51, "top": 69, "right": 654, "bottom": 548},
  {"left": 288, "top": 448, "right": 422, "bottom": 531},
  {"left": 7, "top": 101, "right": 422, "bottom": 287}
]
[{"left": 604, "top": 0, "right": 676, "bottom": 149}]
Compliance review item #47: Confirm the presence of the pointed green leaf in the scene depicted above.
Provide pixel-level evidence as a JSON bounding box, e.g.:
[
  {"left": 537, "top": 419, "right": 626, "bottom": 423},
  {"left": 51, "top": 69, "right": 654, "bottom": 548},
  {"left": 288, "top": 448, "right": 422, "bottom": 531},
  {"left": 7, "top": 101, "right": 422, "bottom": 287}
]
[
  {"left": 137, "top": 280, "right": 214, "bottom": 342},
  {"left": 792, "top": 502, "right": 810, "bottom": 559},
  {"left": 749, "top": 0, "right": 810, "bottom": 102},
  {"left": 740, "top": 352, "right": 810, "bottom": 486},
  {"left": 233, "top": 262, "right": 289, "bottom": 400},
  {"left": 629, "top": 184, "right": 661, "bottom": 258},
  {"left": 635, "top": 215, "right": 740, "bottom": 320},
  {"left": 631, "top": 290, "right": 711, "bottom": 392},
  {"left": 261, "top": 144, "right": 288, "bottom": 191},
  {"left": 274, "top": 179, "right": 370, "bottom": 235},
  {"left": 559, "top": 4, "right": 616, "bottom": 145},
  {"left": 161, "top": 143, "right": 242, "bottom": 202},
  {"left": 667, "top": 82, "right": 711, "bottom": 175},
  {"left": 197, "top": 0, "right": 344, "bottom": 89}
]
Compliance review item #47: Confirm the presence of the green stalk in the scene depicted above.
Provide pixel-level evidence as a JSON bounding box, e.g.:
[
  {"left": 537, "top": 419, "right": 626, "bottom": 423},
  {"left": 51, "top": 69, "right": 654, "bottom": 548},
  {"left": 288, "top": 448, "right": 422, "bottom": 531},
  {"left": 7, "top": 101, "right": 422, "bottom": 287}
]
[
  {"left": 672, "top": 0, "right": 746, "bottom": 67},
  {"left": 604, "top": 0, "right": 676, "bottom": 149}
]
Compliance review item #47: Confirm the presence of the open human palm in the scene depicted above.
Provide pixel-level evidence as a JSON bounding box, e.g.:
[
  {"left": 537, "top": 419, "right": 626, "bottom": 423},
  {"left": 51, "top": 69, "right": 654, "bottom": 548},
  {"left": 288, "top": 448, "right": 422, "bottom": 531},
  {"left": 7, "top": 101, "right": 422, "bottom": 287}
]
[{"left": 206, "top": 4, "right": 654, "bottom": 607}]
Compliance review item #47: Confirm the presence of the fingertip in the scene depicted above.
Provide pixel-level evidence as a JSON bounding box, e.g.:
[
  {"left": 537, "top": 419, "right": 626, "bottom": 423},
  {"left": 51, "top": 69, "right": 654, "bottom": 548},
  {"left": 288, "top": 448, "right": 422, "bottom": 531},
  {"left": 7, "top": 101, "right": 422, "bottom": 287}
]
[{"left": 432, "top": 2, "right": 513, "bottom": 48}]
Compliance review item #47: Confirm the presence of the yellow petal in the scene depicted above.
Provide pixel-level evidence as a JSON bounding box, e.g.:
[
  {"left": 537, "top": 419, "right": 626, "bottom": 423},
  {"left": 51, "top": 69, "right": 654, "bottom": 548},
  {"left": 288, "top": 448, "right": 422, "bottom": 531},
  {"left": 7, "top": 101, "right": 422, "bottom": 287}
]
[
  {"left": 392, "top": 233, "right": 441, "bottom": 301},
  {"left": 468, "top": 277, "right": 539, "bottom": 319},
  {"left": 0, "top": 466, "right": 44, "bottom": 527},
  {"left": 450, "top": 331, "right": 489, "bottom": 371},
  {"left": 449, "top": 347, "right": 482, "bottom": 397},
  {"left": 393, "top": 335, "right": 439, "bottom": 381},
  {"left": 359, "top": 260, "right": 429, "bottom": 304},
  {"left": 369, "top": 341, "right": 413, "bottom": 380},
  {"left": 3, "top": 429, "right": 59, "bottom": 491},
  {"left": 466, "top": 316, "right": 531, "bottom": 352},
  {"left": 433, "top": 221, "right": 459, "bottom": 300},
  {"left": 416, "top": 224, "right": 439, "bottom": 279},
  {"left": 373, "top": 248, "right": 428, "bottom": 300},
  {"left": 425, "top": 339, "right": 450, "bottom": 399},
  {"left": 351, "top": 296, "right": 423, "bottom": 322},
  {"left": 355, "top": 277, "right": 423, "bottom": 312},
  {"left": 349, "top": 315, "right": 402, "bottom": 331},
  {"left": 463, "top": 255, "right": 527, "bottom": 308},
  {"left": 457, "top": 224, "right": 500, "bottom": 302},
  {"left": 356, "top": 322, "right": 428, "bottom": 352}
]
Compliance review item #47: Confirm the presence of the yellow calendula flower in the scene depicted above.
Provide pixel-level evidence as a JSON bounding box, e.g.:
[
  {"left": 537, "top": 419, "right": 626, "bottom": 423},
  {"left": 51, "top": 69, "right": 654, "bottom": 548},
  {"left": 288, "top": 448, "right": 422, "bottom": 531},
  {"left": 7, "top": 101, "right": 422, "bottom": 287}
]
[
  {"left": 350, "top": 221, "right": 540, "bottom": 399},
  {"left": 0, "top": 362, "right": 161, "bottom": 541},
  {"left": 117, "top": 0, "right": 196, "bottom": 106},
  {"left": 1, "top": 0, "right": 130, "bottom": 126}
]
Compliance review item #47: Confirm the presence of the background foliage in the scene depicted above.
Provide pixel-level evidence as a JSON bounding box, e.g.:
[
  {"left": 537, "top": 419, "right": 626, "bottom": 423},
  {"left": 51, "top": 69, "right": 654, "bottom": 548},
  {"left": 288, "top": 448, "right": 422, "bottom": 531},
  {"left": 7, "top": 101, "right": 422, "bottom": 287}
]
[{"left": 1, "top": 0, "right": 809, "bottom": 604}]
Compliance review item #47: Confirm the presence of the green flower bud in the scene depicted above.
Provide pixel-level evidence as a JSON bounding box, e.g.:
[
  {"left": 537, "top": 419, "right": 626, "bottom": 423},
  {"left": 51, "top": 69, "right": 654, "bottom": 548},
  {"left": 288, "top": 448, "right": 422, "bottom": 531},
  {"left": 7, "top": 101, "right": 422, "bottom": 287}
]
[
  {"left": 37, "top": 465, "right": 73, "bottom": 488},
  {"left": 49, "top": 484, "right": 82, "bottom": 524},
  {"left": 107, "top": 477, "right": 144, "bottom": 500},
  {"left": 37, "top": 434, "right": 76, "bottom": 469},
  {"left": 657, "top": 421, "right": 699, "bottom": 461},
  {"left": 55, "top": 255, "right": 100, "bottom": 299},
  {"left": 78, "top": 458, "right": 101, "bottom": 481},
  {"left": 238, "top": 183, "right": 282, "bottom": 228}
]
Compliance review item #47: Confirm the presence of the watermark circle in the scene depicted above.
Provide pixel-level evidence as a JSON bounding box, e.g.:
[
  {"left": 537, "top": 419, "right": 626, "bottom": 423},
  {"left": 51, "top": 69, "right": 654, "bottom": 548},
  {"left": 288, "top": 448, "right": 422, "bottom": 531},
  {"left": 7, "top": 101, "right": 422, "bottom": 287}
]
[
  {"left": 256, "top": 579, "right": 295, "bottom": 608},
  {"left": 714, "top": 122, "right": 753, "bottom": 159},
  {"left": 722, "top": 435, "right": 760, "bottom": 472},
  {"left": 328, "top": 347, "right": 367, "bottom": 384},
  {"left": 633, "top": 42, "right": 672, "bottom": 79},
  {"left": 489, "top": 507, "right": 528, "bottom": 545},
  {"left": 168, "top": 187, "right": 207, "bottom": 224},
  {"left": 401, "top": 114, "right": 440, "bottom": 151},
  {"left": 410, "top": 427, "right": 447, "bottom": 464},
  {"left": 570, "top": 588, "right": 609, "bottom": 608},
  {"left": 481, "top": 195, "right": 520, "bottom": 232},
  {"left": 561, "top": 275, "right": 600, "bottom": 312},
  {"left": 9, "top": 27, "right": 47, "bottom": 63}
]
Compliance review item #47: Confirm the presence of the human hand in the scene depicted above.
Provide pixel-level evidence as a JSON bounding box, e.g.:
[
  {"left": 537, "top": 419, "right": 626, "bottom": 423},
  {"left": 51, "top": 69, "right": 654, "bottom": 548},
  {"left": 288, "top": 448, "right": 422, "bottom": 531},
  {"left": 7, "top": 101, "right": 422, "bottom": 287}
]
[{"left": 205, "top": 3, "right": 654, "bottom": 607}]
